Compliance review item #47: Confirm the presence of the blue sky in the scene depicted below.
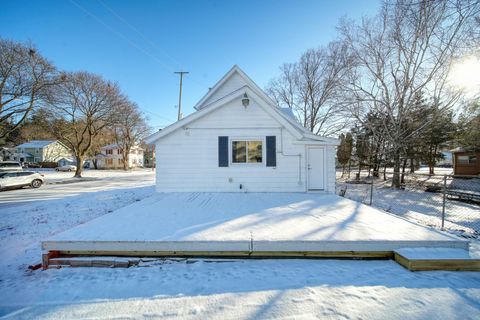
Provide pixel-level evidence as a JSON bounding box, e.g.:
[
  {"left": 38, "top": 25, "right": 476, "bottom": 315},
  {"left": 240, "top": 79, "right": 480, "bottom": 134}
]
[{"left": 1, "top": 0, "right": 380, "bottom": 129}]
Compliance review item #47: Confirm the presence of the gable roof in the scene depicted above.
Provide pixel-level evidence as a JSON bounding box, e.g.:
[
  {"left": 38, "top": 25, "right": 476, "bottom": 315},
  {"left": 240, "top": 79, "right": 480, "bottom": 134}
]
[
  {"left": 15, "top": 140, "right": 55, "bottom": 148},
  {"left": 194, "top": 65, "right": 277, "bottom": 110},
  {"left": 146, "top": 66, "right": 339, "bottom": 146}
]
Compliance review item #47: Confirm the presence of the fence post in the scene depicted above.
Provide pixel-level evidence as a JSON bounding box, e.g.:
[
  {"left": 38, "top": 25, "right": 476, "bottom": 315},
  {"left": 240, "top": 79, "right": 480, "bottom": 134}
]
[
  {"left": 369, "top": 182, "right": 373, "bottom": 205},
  {"left": 441, "top": 175, "right": 446, "bottom": 230}
]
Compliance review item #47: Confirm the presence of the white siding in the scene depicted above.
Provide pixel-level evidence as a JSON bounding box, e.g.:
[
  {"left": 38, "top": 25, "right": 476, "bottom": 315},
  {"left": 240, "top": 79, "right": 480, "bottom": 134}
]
[
  {"left": 326, "top": 145, "right": 336, "bottom": 192},
  {"left": 202, "top": 72, "right": 247, "bottom": 107},
  {"left": 155, "top": 97, "right": 336, "bottom": 193}
]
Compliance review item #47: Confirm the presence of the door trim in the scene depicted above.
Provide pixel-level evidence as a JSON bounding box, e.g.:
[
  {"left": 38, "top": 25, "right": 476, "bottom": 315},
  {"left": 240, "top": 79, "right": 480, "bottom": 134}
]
[{"left": 307, "top": 146, "right": 326, "bottom": 191}]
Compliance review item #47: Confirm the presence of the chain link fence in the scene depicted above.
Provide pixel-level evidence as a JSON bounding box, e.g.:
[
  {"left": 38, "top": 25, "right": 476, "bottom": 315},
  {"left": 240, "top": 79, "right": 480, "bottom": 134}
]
[{"left": 336, "top": 173, "right": 480, "bottom": 238}]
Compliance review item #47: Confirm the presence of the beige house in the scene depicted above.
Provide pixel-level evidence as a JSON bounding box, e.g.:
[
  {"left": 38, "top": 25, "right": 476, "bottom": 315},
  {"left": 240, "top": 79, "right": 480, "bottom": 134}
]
[
  {"left": 14, "top": 140, "right": 71, "bottom": 163},
  {"left": 96, "top": 144, "right": 144, "bottom": 169}
]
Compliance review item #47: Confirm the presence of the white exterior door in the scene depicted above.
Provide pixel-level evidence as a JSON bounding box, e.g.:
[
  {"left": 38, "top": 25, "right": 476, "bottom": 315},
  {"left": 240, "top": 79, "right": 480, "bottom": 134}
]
[{"left": 307, "top": 147, "right": 325, "bottom": 190}]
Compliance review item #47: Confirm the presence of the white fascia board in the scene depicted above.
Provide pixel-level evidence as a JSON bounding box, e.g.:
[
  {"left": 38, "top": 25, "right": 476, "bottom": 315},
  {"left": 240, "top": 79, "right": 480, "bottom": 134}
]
[
  {"left": 300, "top": 133, "right": 340, "bottom": 144},
  {"left": 145, "top": 89, "right": 249, "bottom": 144},
  {"left": 193, "top": 65, "right": 238, "bottom": 110},
  {"left": 292, "top": 140, "right": 339, "bottom": 146},
  {"left": 194, "top": 65, "right": 277, "bottom": 111}
]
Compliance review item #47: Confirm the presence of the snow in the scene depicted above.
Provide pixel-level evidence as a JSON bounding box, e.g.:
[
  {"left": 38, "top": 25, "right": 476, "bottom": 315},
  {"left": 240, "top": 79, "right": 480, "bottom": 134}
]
[
  {"left": 0, "top": 169, "right": 155, "bottom": 278},
  {"left": 395, "top": 247, "right": 480, "bottom": 260},
  {"left": 47, "top": 193, "right": 464, "bottom": 247},
  {"left": 1, "top": 170, "right": 479, "bottom": 319},
  {"left": 0, "top": 169, "right": 155, "bottom": 207},
  {"left": 1, "top": 259, "right": 480, "bottom": 319},
  {"left": 336, "top": 169, "right": 480, "bottom": 237},
  {"left": 14, "top": 140, "right": 55, "bottom": 148}
]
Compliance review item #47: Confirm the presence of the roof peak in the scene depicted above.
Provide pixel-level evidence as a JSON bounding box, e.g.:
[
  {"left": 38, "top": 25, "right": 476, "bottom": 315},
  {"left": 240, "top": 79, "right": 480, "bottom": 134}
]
[{"left": 194, "top": 65, "right": 276, "bottom": 111}]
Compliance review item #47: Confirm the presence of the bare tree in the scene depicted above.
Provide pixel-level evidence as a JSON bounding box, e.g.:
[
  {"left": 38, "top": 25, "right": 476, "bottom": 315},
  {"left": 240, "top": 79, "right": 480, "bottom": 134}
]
[
  {"left": 114, "top": 101, "right": 151, "bottom": 170},
  {"left": 0, "top": 38, "right": 57, "bottom": 143},
  {"left": 49, "top": 72, "right": 123, "bottom": 177},
  {"left": 339, "top": 0, "right": 479, "bottom": 188},
  {"left": 267, "top": 41, "right": 351, "bottom": 136},
  {"left": 87, "top": 127, "right": 116, "bottom": 169}
]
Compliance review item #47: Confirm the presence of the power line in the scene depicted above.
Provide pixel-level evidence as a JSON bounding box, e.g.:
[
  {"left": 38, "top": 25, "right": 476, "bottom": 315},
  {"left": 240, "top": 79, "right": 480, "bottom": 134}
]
[
  {"left": 95, "top": 0, "right": 210, "bottom": 90},
  {"left": 96, "top": 0, "right": 183, "bottom": 70},
  {"left": 69, "top": 0, "right": 175, "bottom": 73},
  {"left": 142, "top": 109, "right": 175, "bottom": 123},
  {"left": 69, "top": 0, "right": 211, "bottom": 118}
]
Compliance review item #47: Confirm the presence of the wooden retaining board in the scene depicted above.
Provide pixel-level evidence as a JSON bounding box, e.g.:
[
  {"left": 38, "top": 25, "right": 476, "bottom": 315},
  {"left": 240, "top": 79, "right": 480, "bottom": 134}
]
[
  {"left": 394, "top": 249, "right": 480, "bottom": 272},
  {"left": 42, "top": 250, "right": 393, "bottom": 269},
  {"left": 41, "top": 239, "right": 471, "bottom": 270}
]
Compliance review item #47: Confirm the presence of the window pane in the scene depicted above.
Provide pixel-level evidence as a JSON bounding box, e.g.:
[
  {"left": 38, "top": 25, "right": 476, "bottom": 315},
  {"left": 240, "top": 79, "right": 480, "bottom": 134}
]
[
  {"left": 458, "top": 156, "right": 469, "bottom": 164},
  {"left": 469, "top": 156, "right": 477, "bottom": 164},
  {"left": 247, "top": 141, "right": 262, "bottom": 163},
  {"left": 232, "top": 141, "right": 246, "bottom": 163}
]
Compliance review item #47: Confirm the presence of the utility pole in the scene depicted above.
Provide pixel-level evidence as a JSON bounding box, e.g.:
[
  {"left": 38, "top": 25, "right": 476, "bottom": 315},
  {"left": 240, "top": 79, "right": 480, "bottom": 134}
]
[{"left": 174, "top": 71, "right": 189, "bottom": 121}]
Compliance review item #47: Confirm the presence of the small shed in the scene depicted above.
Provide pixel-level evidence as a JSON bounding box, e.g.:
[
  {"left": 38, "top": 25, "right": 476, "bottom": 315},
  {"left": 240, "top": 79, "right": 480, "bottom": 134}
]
[{"left": 451, "top": 147, "right": 480, "bottom": 175}]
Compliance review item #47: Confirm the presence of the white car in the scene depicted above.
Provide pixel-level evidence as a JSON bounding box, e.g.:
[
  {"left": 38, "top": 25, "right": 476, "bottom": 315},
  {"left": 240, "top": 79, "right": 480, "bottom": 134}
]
[
  {"left": 0, "top": 161, "right": 23, "bottom": 172},
  {"left": 55, "top": 165, "right": 77, "bottom": 172},
  {"left": 0, "top": 171, "right": 44, "bottom": 190}
]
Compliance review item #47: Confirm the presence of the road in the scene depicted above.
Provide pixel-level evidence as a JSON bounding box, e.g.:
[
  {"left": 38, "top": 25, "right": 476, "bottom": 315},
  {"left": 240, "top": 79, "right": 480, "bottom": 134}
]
[{"left": 0, "top": 170, "right": 155, "bottom": 210}]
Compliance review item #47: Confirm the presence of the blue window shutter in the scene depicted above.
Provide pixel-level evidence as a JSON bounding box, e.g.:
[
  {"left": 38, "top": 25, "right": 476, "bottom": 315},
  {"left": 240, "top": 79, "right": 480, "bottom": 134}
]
[
  {"left": 266, "top": 136, "right": 276, "bottom": 167},
  {"left": 218, "top": 136, "right": 229, "bottom": 167}
]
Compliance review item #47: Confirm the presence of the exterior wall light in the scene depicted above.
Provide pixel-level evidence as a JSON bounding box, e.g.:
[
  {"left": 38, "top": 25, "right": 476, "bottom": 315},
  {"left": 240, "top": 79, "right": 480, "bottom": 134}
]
[{"left": 242, "top": 93, "right": 250, "bottom": 108}]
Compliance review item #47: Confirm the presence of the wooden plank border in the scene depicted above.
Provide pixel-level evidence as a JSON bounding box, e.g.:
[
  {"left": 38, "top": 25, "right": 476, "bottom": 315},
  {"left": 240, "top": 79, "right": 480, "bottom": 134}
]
[{"left": 394, "top": 252, "right": 480, "bottom": 271}]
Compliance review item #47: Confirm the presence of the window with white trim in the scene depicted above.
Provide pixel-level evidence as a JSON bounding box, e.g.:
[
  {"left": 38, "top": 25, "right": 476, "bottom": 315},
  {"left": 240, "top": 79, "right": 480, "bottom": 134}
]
[{"left": 232, "top": 140, "right": 263, "bottom": 163}]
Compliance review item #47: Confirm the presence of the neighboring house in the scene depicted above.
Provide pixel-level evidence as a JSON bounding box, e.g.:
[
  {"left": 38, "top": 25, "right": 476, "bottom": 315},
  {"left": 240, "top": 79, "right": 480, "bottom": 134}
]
[
  {"left": 451, "top": 147, "right": 480, "bottom": 175},
  {"left": 0, "top": 147, "right": 14, "bottom": 161},
  {"left": 145, "top": 65, "right": 339, "bottom": 192},
  {"left": 96, "top": 144, "right": 144, "bottom": 169},
  {"left": 13, "top": 140, "right": 71, "bottom": 163}
]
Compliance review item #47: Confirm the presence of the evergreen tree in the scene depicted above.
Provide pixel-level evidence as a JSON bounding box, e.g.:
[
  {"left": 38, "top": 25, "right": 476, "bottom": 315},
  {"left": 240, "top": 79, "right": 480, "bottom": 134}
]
[
  {"left": 337, "top": 132, "right": 353, "bottom": 177},
  {"left": 456, "top": 102, "right": 480, "bottom": 151}
]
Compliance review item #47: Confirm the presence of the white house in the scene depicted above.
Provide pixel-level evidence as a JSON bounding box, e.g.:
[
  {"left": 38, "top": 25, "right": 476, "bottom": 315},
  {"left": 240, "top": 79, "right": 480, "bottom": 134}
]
[
  {"left": 145, "top": 65, "right": 339, "bottom": 192},
  {"left": 96, "top": 144, "right": 144, "bottom": 169}
]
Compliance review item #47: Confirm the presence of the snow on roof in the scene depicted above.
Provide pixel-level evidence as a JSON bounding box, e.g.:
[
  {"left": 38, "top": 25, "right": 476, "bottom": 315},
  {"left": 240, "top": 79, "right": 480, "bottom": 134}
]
[
  {"left": 14, "top": 152, "right": 34, "bottom": 158},
  {"left": 279, "top": 108, "right": 300, "bottom": 123},
  {"left": 15, "top": 140, "right": 55, "bottom": 148}
]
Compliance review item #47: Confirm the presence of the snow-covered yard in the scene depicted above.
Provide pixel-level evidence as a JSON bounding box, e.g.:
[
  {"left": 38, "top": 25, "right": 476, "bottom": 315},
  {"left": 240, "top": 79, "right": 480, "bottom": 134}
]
[
  {"left": 336, "top": 169, "right": 480, "bottom": 237},
  {"left": 2, "top": 258, "right": 480, "bottom": 319},
  {"left": 0, "top": 170, "right": 479, "bottom": 319}
]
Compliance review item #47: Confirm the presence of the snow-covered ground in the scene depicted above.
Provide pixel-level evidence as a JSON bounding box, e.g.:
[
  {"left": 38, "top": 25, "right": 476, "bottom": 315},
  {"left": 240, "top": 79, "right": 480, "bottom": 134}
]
[
  {"left": 2, "top": 258, "right": 480, "bottom": 319},
  {"left": 0, "top": 170, "right": 479, "bottom": 319},
  {"left": 0, "top": 168, "right": 155, "bottom": 209},
  {"left": 336, "top": 169, "right": 480, "bottom": 237},
  {"left": 46, "top": 193, "right": 463, "bottom": 247}
]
